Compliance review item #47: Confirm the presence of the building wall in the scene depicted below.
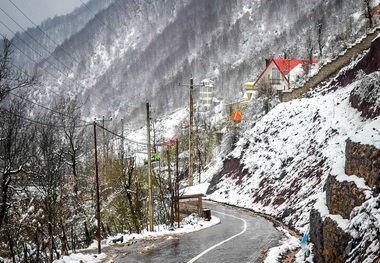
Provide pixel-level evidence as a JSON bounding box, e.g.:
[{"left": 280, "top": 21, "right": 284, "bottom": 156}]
[{"left": 254, "top": 62, "right": 289, "bottom": 92}]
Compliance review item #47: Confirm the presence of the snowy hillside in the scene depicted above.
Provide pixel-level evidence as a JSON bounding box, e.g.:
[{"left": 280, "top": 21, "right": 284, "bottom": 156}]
[
  {"left": 200, "top": 67, "right": 380, "bottom": 261},
  {"left": 205, "top": 79, "right": 378, "bottom": 222},
  {"left": 7, "top": 0, "right": 367, "bottom": 125},
  {"left": 2, "top": 0, "right": 112, "bottom": 72},
  {"left": 2, "top": 1, "right": 379, "bottom": 261}
]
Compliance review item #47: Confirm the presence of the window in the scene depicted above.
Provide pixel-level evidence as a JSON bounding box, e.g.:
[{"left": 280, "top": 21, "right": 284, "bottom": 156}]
[{"left": 271, "top": 68, "right": 281, "bottom": 85}]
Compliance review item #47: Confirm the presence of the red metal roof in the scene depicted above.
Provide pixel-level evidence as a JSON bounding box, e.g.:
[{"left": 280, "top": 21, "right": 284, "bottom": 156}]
[
  {"left": 251, "top": 58, "right": 318, "bottom": 88},
  {"left": 156, "top": 133, "right": 182, "bottom": 147},
  {"left": 272, "top": 58, "right": 304, "bottom": 76}
]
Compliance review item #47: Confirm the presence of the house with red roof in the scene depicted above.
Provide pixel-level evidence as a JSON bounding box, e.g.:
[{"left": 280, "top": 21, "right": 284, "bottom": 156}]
[{"left": 244, "top": 56, "right": 318, "bottom": 101}]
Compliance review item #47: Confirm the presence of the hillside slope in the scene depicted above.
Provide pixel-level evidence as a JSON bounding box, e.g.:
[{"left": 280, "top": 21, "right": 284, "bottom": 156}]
[
  {"left": 8, "top": 0, "right": 366, "bottom": 125},
  {"left": 203, "top": 51, "right": 380, "bottom": 261}
]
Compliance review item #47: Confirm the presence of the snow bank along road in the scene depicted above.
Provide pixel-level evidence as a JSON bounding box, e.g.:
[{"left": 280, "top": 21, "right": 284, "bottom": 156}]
[{"left": 113, "top": 201, "right": 281, "bottom": 262}]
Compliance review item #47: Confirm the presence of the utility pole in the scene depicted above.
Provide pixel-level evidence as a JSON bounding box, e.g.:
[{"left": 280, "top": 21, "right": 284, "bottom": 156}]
[
  {"left": 93, "top": 122, "right": 101, "bottom": 254},
  {"left": 189, "top": 78, "right": 194, "bottom": 186},
  {"left": 101, "top": 115, "right": 112, "bottom": 180},
  {"left": 102, "top": 115, "right": 106, "bottom": 178},
  {"left": 146, "top": 102, "right": 154, "bottom": 232},
  {"left": 120, "top": 118, "right": 124, "bottom": 166},
  {"left": 175, "top": 139, "right": 180, "bottom": 227},
  {"left": 179, "top": 78, "right": 208, "bottom": 186},
  {"left": 167, "top": 149, "right": 174, "bottom": 227}
]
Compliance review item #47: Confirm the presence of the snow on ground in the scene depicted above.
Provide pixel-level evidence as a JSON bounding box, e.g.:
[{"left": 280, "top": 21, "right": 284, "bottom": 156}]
[
  {"left": 264, "top": 226, "right": 300, "bottom": 263},
  {"left": 57, "top": 71, "right": 379, "bottom": 262},
  {"left": 206, "top": 78, "right": 379, "bottom": 218},
  {"left": 201, "top": 75, "right": 380, "bottom": 261},
  {"left": 54, "top": 214, "right": 220, "bottom": 263},
  {"left": 56, "top": 76, "right": 379, "bottom": 262},
  {"left": 124, "top": 107, "right": 189, "bottom": 165}
]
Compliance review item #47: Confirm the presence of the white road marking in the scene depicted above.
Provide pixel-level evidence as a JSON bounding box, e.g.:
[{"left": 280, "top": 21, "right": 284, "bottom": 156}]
[{"left": 187, "top": 210, "right": 248, "bottom": 263}]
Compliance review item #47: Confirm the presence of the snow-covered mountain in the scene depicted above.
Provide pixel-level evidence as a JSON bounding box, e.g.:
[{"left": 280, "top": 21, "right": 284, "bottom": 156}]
[
  {"left": 4, "top": 1, "right": 380, "bottom": 261},
  {"left": 8, "top": 0, "right": 366, "bottom": 126}
]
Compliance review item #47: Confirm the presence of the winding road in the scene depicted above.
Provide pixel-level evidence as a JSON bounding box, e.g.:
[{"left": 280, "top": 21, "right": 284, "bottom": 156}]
[{"left": 108, "top": 201, "right": 281, "bottom": 262}]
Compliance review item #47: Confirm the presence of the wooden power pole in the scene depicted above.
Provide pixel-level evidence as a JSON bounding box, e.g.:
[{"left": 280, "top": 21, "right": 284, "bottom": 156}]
[
  {"left": 93, "top": 122, "right": 101, "bottom": 254},
  {"left": 175, "top": 139, "right": 180, "bottom": 227},
  {"left": 146, "top": 102, "right": 154, "bottom": 231},
  {"left": 179, "top": 77, "right": 208, "bottom": 186},
  {"left": 189, "top": 78, "right": 194, "bottom": 186}
]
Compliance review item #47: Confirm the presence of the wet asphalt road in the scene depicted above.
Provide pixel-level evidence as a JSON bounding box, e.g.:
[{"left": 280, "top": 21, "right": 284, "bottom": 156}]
[{"left": 110, "top": 201, "right": 281, "bottom": 263}]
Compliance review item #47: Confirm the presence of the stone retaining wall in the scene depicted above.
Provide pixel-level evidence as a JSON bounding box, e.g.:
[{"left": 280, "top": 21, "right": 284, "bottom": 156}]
[
  {"left": 345, "top": 139, "right": 380, "bottom": 191},
  {"left": 310, "top": 209, "right": 352, "bottom": 263},
  {"left": 310, "top": 140, "right": 379, "bottom": 262},
  {"left": 324, "top": 175, "right": 366, "bottom": 219}
]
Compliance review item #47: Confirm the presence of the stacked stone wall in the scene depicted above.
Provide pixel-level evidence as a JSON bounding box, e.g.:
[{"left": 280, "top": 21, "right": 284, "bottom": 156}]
[
  {"left": 310, "top": 209, "right": 352, "bottom": 263},
  {"left": 310, "top": 140, "right": 379, "bottom": 262},
  {"left": 345, "top": 139, "right": 380, "bottom": 191},
  {"left": 324, "top": 175, "right": 366, "bottom": 219}
]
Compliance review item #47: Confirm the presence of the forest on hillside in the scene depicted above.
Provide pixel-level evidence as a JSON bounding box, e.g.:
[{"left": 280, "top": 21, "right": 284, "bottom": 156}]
[
  {"left": 2, "top": 0, "right": 368, "bottom": 124},
  {"left": 0, "top": 0, "right": 377, "bottom": 261}
]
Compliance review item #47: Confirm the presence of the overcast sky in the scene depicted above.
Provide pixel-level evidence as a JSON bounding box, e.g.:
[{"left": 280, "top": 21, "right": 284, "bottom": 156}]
[{"left": 0, "top": 0, "right": 90, "bottom": 37}]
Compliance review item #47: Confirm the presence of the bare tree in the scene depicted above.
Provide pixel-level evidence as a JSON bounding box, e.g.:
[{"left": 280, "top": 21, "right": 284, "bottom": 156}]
[
  {"left": 304, "top": 32, "right": 315, "bottom": 77},
  {"left": 0, "top": 98, "right": 37, "bottom": 262},
  {"left": 32, "top": 109, "right": 67, "bottom": 262},
  {"left": 316, "top": 21, "right": 324, "bottom": 58},
  {"left": 0, "top": 37, "right": 36, "bottom": 261},
  {"left": 0, "top": 38, "right": 35, "bottom": 102},
  {"left": 104, "top": 154, "right": 144, "bottom": 234},
  {"left": 55, "top": 96, "right": 88, "bottom": 194},
  {"left": 364, "top": 0, "right": 374, "bottom": 28},
  {"left": 256, "top": 78, "right": 278, "bottom": 114}
]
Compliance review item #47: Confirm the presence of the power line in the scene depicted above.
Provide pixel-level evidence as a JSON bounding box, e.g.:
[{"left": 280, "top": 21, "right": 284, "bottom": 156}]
[
  {"left": 2, "top": 1, "right": 118, "bottom": 108},
  {"left": 8, "top": 0, "right": 90, "bottom": 73},
  {"left": 95, "top": 122, "right": 146, "bottom": 145},
  {"left": 4, "top": 56, "right": 91, "bottom": 127},
  {"left": 9, "top": 92, "right": 91, "bottom": 126},
  {"left": 113, "top": 0, "right": 124, "bottom": 10},
  {"left": 0, "top": 7, "right": 71, "bottom": 71},
  {"left": 79, "top": 0, "right": 119, "bottom": 38},
  {"left": 0, "top": 29, "right": 101, "bottom": 107},
  {"left": 0, "top": 32, "right": 63, "bottom": 88},
  {"left": 0, "top": 0, "right": 133, "bottom": 123},
  {"left": 110, "top": 0, "right": 126, "bottom": 18},
  {"left": 0, "top": 107, "right": 91, "bottom": 129},
  {"left": 0, "top": 22, "right": 63, "bottom": 77}
]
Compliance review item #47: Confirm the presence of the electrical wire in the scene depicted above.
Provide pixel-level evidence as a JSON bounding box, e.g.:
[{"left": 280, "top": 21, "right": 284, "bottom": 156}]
[
  {"left": 0, "top": 52, "right": 91, "bottom": 127},
  {"left": 8, "top": 0, "right": 81, "bottom": 65},
  {"left": 9, "top": 92, "right": 91, "bottom": 126},
  {"left": 94, "top": 122, "right": 146, "bottom": 145},
  {"left": 0, "top": 2, "right": 147, "bottom": 141},
  {"left": 79, "top": 0, "right": 119, "bottom": 38},
  {"left": 0, "top": 107, "right": 91, "bottom": 129},
  {"left": 0, "top": 26, "right": 61, "bottom": 79},
  {"left": 0, "top": 7, "right": 71, "bottom": 71},
  {"left": 2, "top": 1, "right": 119, "bottom": 107}
]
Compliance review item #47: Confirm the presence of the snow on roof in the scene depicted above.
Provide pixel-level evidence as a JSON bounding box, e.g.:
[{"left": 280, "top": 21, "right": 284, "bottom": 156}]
[
  {"left": 250, "top": 57, "right": 318, "bottom": 88},
  {"left": 273, "top": 58, "right": 318, "bottom": 76},
  {"left": 180, "top": 183, "right": 210, "bottom": 198}
]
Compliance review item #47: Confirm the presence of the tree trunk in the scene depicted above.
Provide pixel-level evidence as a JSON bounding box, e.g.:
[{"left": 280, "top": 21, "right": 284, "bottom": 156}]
[{"left": 60, "top": 219, "right": 69, "bottom": 255}]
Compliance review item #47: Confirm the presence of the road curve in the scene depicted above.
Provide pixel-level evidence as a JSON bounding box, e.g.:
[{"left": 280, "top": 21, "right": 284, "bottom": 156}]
[{"left": 112, "top": 201, "right": 281, "bottom": 262}]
